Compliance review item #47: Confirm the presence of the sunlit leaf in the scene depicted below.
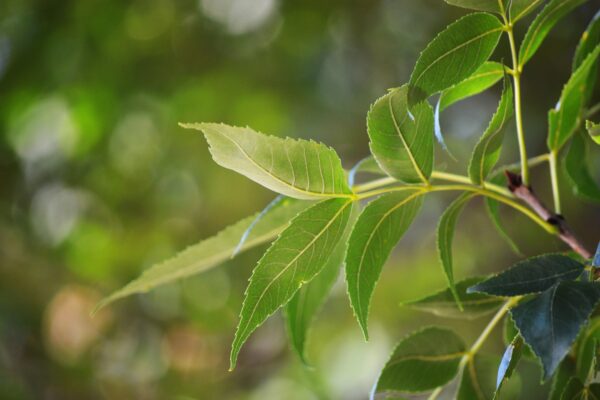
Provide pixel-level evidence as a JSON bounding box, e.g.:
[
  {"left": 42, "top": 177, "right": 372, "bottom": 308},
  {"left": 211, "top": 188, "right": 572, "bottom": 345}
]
[
  {"left": 547, "top": 46, "right": 600, "bottom": 151},
  {"left": 409, "top": 13, "right": 503, "bottom": 101},
  {"left": 510, "top": 0, "right": 545, "bottom": 23},
  {"left": 181, "top": 123, "right": 353, "bottom": 200},
  {"left": 563, "top": 130, "right": 600, "bottom": 203},
  {"left": 494, "top": 336, "right": 523, "bottom": 399},
  {"left": 230, "top": 198, "right": 354, "bottom": 369},
  {"left": 345, "top": 190, "right": 423, "bottom": 339},
  {"left": 401, "top": 276, "right": 503, "bottom": 319},
  {"left": 437, "top": 192, "right": 478, "bottom": 308},
  {"left": 457, "top": 355, "right": 521, "bottom": 400},
  {"left": 587, "top": 120, "right": 600, "bottom": 145},
  {"left": 367, "top": 85, "right": 434, "bottom": 184},
  {"left": 284, "top": 205, "right": 359, "bottom": 363},
  {"left": 468, "top": 254, "right": 585, "bottom": 296},
  {"left": 468, "top": 79, "right": 513, "bottom": 185},
  {"left": 96, "top": 198, "right": 310, "bottom": 312},
  {"left": 375, "top": 327, "right": 466, "bottom": 394},
  {"left": 510, "top": 281, "right": 600, "bottom": 379},
  {"left": 519, "top": 0, "right": 588, "bottom": 67},
  {"left": 439, "top": 61, "right": 505, "bottom": 112}
]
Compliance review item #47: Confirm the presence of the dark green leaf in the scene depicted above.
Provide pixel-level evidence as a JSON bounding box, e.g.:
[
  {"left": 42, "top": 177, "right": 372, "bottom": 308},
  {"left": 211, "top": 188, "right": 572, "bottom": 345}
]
[
  {"left": 346, "top": 190, "right": 423, "bottom": 339},
  {"left": 573, "top": 11, "right": 600, "bottom": 70},
  {"left": 181, "top": 123, "right": 353, "bottom": 200},
  {"left": 575, "top": 318, "right": 600, "bottom": 381},
  {"left": 563, "top": 130, "right": 600, "bottom": 203},
  {"left": 549, "top": 357, "right": 577, "bottom": 400},
  {"left": 284, "top": 205, "right": 359, "bottom": 363},
  {"left": 458, "top": 355, "right": 521, "bottom": 400},
  {"left": 230, "top": 198, "right": 354, "bottom": 369},
  {"left": 510, "top": 281, "right": 600, "bottom": 379},
  {"left": 519, "top": 0, "right": 588, "bottom": 67},
  {"left": 468, "top": 254, "right": 585, "bottom": 296},
  {"left": 561, "top": 378, "right": 586, "bottom": 400},
  {"left": 587, "top": 120, "right": 600, "bottom": 145},
  {"left": 375, "top": 327, "right": 466, "bottom": 394},
  {"left": 367, "top": 85, "right": 434, "bottom": 184},
  {"left": 468, "top": 79, "right": 514, "bottom": 185},
  {"left": 548, "top": 46, "right": 600, "bottom": 151},
  {"left": 504, "top": 317, "right": 536, "bottom": 359},
  {"left": 401, "top": 276, "right": 504, "bottom": 319},
  {"left": 409, "top": 13, "right": 503, "bottom": 101},
  {"left": 443, "top": 0, "right": 503, "bottom": 13},
  {"left": 439, "top": 61, "right": 505, "bottom": 111},
  {"left": 437, "top": 192, "right": 478, "bottom": 308},
  {"left": 510, "top": 0, "right": 545, "bottom": 23},
  {"left": 96, "top": 198, "right": 310, "bottom": 312},
  {"left": 494, "top": 336, "right": 523, "bottom": 399}
]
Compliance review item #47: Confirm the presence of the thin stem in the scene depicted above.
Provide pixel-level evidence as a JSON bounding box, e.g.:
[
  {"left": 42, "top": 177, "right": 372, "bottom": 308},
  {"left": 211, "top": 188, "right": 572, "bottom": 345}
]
[
  {"left": 549, "top": 150, "right": 561, "bottom": 214},
  {"left": 427, "top": 387, "right": 443, "bottom": 400},
  {"left": 352, "top": 177, "right": 395, "bottom": 193},
  {"left": 494, "top": 153, "right": 549, "bottom": 175},
  {"left": 586, "top": 102, "right": 600, "bottom": 119},
  {"left": 506, "top": 27, "right": 530, "bottom": 185}
]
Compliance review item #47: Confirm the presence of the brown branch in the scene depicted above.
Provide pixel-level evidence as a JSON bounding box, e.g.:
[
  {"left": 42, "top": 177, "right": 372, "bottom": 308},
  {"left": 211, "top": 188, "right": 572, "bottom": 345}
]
[{"left": 504, "top": 171, "right": 593, "bottom": 262}]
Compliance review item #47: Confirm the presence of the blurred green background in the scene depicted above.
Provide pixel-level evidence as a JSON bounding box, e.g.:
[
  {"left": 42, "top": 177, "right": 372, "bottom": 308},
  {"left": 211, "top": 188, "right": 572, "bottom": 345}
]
[{"left": 1, "top": 0, "right": 600, "bottom": 399}]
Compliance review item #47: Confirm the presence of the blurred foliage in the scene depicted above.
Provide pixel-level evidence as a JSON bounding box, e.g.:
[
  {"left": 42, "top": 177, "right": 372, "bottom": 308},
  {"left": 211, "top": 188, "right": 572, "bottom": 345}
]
[{"left": 0, "top": 0, "right": 599, "bottom": 398}]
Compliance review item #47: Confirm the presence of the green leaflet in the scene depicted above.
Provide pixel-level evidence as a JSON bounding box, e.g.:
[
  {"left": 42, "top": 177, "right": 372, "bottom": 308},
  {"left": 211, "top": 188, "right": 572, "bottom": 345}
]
[
  {"left": 485, "top": 173, "right": 523, "bottom": 255},
  {"left": 573, "top": 11, "right": 600, "bottom": 103},
  {"left": 367, "top": 85, "right": 434, "bottom": 184},
  {"left": 181, "top": 123, "right": 352, "bottom": 200},
  {"left": 468, "top": 79, "right": 514, "bottom": 185},
  {"left": 437, "top": 192, "right": 478, "bottom": 308},
  {"left": 549, "top": 357, "right": 577, "bottom": 400},
  {"left": 564, "top": 130, "right": 600, "bottom": 203},
  {"left": 345, "top": 190, "right": 423, "bottom": 339},
  {"left": 504, "top": 317, "right": 536, "bottom": 360},
  {"left": 439, "top": 61, "right": 505, "bottom": 112},
  {"left": 468, "top": 254, "right": 585, "bottom": 297},
  {"left": 494, "top": 336, "right": 524, "bottom": 400},
  {"left": 560, "top": 378, "right": 600, "bottom": 399},
  {"left": 230, "top": 198, "right": 354, "bottom": 369},
  {"left": 375, "top": 327, "right": 466, "bottom": 394},
  {"left": 575, "top": 318, "right": 600, "bottom": 381},
  {"left": 587, "top": 120, "right": 600, "bottom": 145},
  {"left": 519, "top": 0, "right": 588, "bottom": 67},
  {"left": 443, "top": 0, "right": 503, "bottom": 13},
  {"left": 284, "top": 205, "right": 359, "bottom": 364},
  {"left": 509, "top": 0, "right": 545, "bottom": 23},
  {"left": 510, "top": 281, "right": 600, "bottom": 379},
  {"left": 458, "top": 355, "right": 521, "bottom": 400},
  {"left": 409, "top": 13, "right": 503, "bottom": 102},
  {"left": 401, "top": 276, "right": 504, "bottom": 319},
  {"left": 547, "top": 46, "right": 600, "bottom": 151},
  {"left": 95, "top": 198, "right": 310, "bottom": 312}
]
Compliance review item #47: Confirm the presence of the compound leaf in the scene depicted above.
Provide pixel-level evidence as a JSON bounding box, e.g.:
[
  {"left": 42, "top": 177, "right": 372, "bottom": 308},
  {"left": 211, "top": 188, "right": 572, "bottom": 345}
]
[
  {"left": 468, "top": 79, "right": 514, "bottom": 185},
  {"left": 367, "top": 85, "right": 434, "bottom": 184},
  {"left": 510, "top": 281, "right": 600, "bottom": 379},
  {"left": 468, "top": 254, "right": 585, "bottom": 297},
  {"left": 181, "top": 123, "right": 353, "bottom": 200},
  {"left": 230, "top": 198, "right": 354, "bottom": 369},
  {"left": 519, "top": 0, "right": 588, "bottom": 67},
  {"left": 375, "top": 327, "right": 466, "bottom": 394},
  {"left": 346, "top": 190, "right": 424, "bottom": 339},
  {"left": 96, "top": 198, "right": 310, "bottom": 312},
  {"left": 409, "top": 13, "right": 503, "bottom": 101}
]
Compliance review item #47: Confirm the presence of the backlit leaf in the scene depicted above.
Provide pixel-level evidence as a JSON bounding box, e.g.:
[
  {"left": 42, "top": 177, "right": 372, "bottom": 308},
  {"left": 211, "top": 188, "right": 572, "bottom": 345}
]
[
  {"left": 96, "top": 198, "right": 310, "bottom": 312},
  {"left": 468, "top": 79, "right": 513, "bottom": 185},
  {"left": 409, "top": 13, "right": 503, "bottom": 101},
  {"left": 401, "top": 276, "right": 504, "bottom": 319},
  {"left": 367, "top": 85, "right": 434, "bottom": 184},
  {"left": 468, "top": 254, "right": 585, "bottom": 297},
  {"left": 437, "top": 192, "right": 478, "bottom": 308},
  {"left": 547, "top": 46, "right": 600, "bottom": 151},
  {"left": 519, "top": 0, "right": 587, "bottom": 67},
  {"left": 181, "top": 123, "right": 353, "bottom": 200},
  {"left": 439, "top": 61, "right": 505, "bottom": 111},
  {"left": 230, "top": 198, "right": 354, "bottom": 369},
  {"left": 510, "top": 281, "right": 600, "bottom": 379},
  {"left": 345, "top": 190, "right": 424, "bottom": 339},
  {"left": 375, "top": 327, "right": 466, "bottom": 394}
]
